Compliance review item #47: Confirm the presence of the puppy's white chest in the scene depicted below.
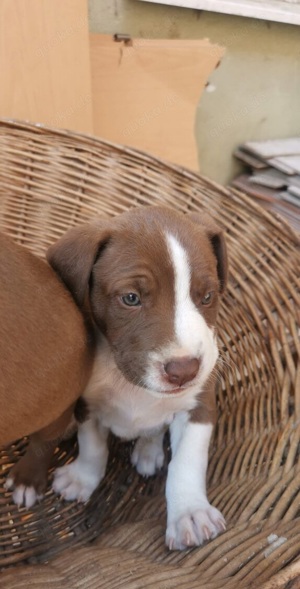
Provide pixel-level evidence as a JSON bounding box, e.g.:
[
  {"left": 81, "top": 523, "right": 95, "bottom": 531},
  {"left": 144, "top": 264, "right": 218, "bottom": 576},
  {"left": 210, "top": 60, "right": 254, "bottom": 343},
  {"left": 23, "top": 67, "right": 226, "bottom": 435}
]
[
  {"left": 98, "top": 388, "right": 175, "bottom": 439},
  {"left": 83, "top": 342, "right": 198, "bottom": 439}
]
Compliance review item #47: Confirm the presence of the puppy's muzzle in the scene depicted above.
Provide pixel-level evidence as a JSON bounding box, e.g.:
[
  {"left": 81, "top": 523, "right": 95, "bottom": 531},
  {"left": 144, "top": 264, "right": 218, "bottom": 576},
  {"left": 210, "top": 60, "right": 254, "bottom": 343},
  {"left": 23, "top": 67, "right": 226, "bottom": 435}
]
[{"left": 164, "top": 356, "right": 200, "bottom": 389}]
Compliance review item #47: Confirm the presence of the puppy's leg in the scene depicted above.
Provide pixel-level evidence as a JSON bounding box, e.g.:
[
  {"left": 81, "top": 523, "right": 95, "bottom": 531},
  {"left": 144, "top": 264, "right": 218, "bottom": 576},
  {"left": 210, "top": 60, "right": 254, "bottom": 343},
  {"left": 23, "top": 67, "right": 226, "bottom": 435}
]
[
  {"left": 5, "top": 405, "right": 74, "bottom": 508},
  {"left": 5, "top": 436, "right": 56, "bottom": 508},
  {"left": 52, "top": 418, "right": 108, "bottom": 502},
  {"left": 131, "top": 430, "right": 165, "bottom": 477},
  {"left": 165, "top": 412, "right": 225, "bottom": 551}
]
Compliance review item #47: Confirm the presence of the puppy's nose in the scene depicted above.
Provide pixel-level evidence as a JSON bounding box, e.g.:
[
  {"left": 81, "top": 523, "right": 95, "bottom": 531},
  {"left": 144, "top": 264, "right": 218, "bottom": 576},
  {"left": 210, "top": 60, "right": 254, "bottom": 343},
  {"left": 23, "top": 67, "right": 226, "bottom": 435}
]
[{"left": 164, "top": 357, "right": 200, "bottom": 387}]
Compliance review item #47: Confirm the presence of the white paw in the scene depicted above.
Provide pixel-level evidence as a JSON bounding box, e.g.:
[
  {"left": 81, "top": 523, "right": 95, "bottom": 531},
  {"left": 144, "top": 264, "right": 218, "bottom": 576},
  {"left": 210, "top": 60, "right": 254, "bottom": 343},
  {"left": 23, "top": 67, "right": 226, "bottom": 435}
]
[
  {"left": 4, "top": 479, "right": 42, "bottom": 509},
  {"left": 131, "top": 437, "right": 165, "bottom": 477},
  {"left": 166, "top": 502, "right": 226, "bottom": 550},
  {"left": 52, "top": 460, "right": 102, "bottom": 502}
]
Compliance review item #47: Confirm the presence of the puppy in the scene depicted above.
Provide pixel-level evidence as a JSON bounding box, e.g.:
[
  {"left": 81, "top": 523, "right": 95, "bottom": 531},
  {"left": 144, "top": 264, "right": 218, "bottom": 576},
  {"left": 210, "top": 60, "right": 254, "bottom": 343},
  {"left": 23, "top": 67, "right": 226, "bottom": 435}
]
[
  {"left": 1, "top": 233, "right": 93, "bottom": 508},
  {"left": 47, "top": 206, "right": 228, "bottom": 550}
]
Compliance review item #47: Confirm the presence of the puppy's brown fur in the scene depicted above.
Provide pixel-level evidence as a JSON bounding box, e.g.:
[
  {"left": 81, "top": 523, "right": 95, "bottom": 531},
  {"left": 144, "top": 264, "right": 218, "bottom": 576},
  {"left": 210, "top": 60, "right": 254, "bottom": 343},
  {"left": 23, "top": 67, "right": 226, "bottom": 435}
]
[
  {"left": 48, "top": 208, "right": 227, "bottom": 391},
  {"left": 1, "top": 233, "right": 93, "bottom": 499}
]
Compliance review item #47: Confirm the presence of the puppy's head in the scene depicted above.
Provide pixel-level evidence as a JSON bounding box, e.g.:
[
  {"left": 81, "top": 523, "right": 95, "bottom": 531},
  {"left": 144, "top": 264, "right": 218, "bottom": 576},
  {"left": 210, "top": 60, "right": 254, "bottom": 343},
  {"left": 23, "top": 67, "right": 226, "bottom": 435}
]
[{"left": 47, "top": 206, "right": 227, "bottom": 398}]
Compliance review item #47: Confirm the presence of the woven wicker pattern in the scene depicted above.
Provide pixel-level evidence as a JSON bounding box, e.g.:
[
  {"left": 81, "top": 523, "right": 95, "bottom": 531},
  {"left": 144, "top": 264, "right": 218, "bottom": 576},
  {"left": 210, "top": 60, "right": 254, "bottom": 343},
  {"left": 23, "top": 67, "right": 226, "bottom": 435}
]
[{"left": 0, "top": 120, "right": 299, "bottom": 588}]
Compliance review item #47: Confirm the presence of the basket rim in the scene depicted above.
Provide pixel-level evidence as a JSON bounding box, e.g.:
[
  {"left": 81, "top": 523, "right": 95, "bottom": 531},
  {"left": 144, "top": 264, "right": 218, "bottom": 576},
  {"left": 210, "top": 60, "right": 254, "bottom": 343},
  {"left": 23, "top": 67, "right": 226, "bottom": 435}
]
[{"left": 0, "top": 117, "right": 298, "bottom": 245}]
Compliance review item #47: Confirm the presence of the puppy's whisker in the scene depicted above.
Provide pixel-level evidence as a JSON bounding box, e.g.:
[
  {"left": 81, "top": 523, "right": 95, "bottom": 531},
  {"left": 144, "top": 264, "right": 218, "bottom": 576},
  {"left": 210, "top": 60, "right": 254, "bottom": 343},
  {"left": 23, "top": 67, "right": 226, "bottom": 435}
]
[{"left": 218, "top": 352, "right": 237, "bottom": 370}]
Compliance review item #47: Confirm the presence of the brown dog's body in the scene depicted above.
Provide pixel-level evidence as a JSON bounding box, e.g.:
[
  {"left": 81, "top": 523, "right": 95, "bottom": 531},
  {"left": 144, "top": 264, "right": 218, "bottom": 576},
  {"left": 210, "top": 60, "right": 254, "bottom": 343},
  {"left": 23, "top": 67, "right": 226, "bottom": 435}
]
[{"left": 1, "top": 234, "right": 93, "bottom": 506}]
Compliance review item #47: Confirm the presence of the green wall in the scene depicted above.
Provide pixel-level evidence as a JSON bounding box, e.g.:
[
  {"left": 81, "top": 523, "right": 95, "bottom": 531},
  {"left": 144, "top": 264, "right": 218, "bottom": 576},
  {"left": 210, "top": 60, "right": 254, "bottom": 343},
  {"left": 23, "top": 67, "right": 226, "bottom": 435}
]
[{"left": 89, "top": 0, "right": 300, "bottom": 184}]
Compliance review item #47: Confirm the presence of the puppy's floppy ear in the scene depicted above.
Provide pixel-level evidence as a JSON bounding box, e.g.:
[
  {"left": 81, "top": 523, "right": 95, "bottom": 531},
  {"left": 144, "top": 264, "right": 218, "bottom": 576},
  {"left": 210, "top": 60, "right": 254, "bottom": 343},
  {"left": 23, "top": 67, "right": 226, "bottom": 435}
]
[
  {"left": 47, "top": 220, "right": 112, "bottom": 307},
  {"left": 188, "top": 212, "right": 228, "bottom": 293}
]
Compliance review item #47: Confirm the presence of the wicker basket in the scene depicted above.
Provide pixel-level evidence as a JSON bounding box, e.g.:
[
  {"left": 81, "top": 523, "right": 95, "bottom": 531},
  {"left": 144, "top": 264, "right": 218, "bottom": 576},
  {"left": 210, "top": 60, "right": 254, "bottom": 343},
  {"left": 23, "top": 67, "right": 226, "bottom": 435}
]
[{"left": 0, "top": 120, "right": 299, "bottom": 589}]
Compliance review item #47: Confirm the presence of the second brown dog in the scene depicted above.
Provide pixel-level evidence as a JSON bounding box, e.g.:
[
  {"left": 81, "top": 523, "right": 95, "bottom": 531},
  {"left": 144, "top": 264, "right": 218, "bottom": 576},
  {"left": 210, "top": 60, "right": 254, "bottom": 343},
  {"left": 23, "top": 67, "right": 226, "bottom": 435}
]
[{"left": 1, "top": 233, "right": 93, "bottom": 508}]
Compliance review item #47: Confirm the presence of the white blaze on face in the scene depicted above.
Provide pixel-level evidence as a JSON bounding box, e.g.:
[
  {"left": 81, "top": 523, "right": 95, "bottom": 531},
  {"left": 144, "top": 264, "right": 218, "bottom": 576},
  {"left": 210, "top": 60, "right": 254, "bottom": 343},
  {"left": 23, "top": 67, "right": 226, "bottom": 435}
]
[
  {"left": 166, "top": 233, "right": 204, "bottom": 355},
  {"left": 145, "top": 232, "right": 219, "bottom": 394}
]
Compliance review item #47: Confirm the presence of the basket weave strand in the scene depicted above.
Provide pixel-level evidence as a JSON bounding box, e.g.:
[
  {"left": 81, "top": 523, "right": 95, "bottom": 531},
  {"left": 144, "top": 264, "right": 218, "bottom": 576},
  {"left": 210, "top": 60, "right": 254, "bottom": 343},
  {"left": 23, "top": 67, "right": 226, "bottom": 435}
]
[{"left": 0, "top": 119, "right": 299, "bottom": 588}]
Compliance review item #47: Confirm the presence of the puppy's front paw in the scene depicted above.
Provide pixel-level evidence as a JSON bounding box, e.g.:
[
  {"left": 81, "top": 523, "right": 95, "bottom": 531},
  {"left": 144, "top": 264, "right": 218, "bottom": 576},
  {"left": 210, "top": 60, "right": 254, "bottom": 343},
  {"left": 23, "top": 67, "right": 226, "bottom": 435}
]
[
  {"left": 131, "top": 436, "right": 165, "bottom": 477},
  {"left": 166, "top": 503, "right": 226, "bottom": 551},
  {"left": 52, "top": 459, "right": 102, "bottom": 502},
  {"left": 4, "top": 478, "right": 43, "bottom": 509}
]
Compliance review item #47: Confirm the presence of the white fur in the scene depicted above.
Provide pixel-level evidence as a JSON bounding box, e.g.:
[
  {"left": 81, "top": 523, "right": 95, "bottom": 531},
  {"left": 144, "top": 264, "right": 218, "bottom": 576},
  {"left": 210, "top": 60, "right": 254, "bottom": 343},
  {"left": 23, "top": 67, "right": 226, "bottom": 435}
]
[
  {"left": 131, "top": 431, "right": 165, "bottom": 476},
  {"left": 53, "top": 419, "right": 108, "bottom": 502},
  {"left": 166, "top": 417, "right": 225, "bottom": 550},
  {"left": 144, "top": 233, "right": 218, "bottom": 393},
  {"left": 4, "top": 479, "right": 42, "bottom": 509},
  {"left": 168, "top": 232, "right": 201, "bottom": 353},
  {"left": 83, "top": 338, "right": 199, "bottom": 440},
  {"left": 51, "top": 339, "right": 199, "bottom": 503}
]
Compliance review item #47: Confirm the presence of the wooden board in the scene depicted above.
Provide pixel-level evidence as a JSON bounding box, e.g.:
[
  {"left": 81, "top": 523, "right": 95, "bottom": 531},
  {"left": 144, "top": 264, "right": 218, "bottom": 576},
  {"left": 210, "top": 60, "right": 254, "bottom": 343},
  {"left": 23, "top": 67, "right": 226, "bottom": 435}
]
[
  {"left": 250, "top": 168, "right": 287, "bottom": 189},
  {"left": 90, "top": 34, "right": 225, "bottom": 170},
  {"left": 244, "top": 138, "right": 300, "bottom": 159},
  {"left": 287, "top": 185, "right": 300, "bottom": 199},
  {"left": 234, "top": 147, "right": 267, "bottom": 170},
  {"left": 0, "top": 0, "right": 93, "bottom": 133},
  {"left": 231, "top": 174, "right": 300, "bottom": 232},
  {"left": 269, "top": 155, "right": 300, "bottom": 175},
  {"left": 231, "top": 175, "right": 280, "bottom": 202},
  {"left": 288, "top": 175, "right": 300, "bottom": 189}
]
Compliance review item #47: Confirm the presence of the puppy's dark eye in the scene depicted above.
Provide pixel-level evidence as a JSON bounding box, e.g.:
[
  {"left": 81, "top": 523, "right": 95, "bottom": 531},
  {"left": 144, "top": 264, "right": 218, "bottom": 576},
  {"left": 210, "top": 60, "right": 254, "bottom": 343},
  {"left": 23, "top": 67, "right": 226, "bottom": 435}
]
[
  {"left": 121, "top": 293, "right": 141, "bottom": 307},
  {"left": 201, "top": 291, "right": 213, "bottom": 305}
]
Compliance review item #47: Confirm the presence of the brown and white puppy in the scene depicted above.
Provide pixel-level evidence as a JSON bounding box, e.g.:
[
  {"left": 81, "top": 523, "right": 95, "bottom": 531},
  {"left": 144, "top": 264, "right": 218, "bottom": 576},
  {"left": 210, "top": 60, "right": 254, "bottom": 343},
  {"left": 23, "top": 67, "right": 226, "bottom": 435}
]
[
  {"left": 1, "top": 233, "right": 93, "bottom": 507},
  {"left": 47, "top": 206, "right": 228, "bottom": 550}
]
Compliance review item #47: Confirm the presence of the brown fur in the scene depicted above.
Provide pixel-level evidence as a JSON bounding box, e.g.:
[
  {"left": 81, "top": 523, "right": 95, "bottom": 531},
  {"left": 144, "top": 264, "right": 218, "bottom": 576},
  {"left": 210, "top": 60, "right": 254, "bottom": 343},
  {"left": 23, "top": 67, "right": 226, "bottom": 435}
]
[
  {"left": 190, "top": 375, "right": 218, "bottom": 425},
  {"left": 48, "top": 205, "right": 227, "bottom": 395},
  {"left": 0, "top": 234, "right": 93, "bottom": 492}
]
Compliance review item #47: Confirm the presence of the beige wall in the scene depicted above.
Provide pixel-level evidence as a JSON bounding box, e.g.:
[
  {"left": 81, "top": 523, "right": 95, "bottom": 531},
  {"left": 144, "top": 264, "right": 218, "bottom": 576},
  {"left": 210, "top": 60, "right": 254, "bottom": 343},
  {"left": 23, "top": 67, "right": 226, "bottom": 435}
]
[{"left": 89, "top": 0, "right": 300, "bottom": 184}]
